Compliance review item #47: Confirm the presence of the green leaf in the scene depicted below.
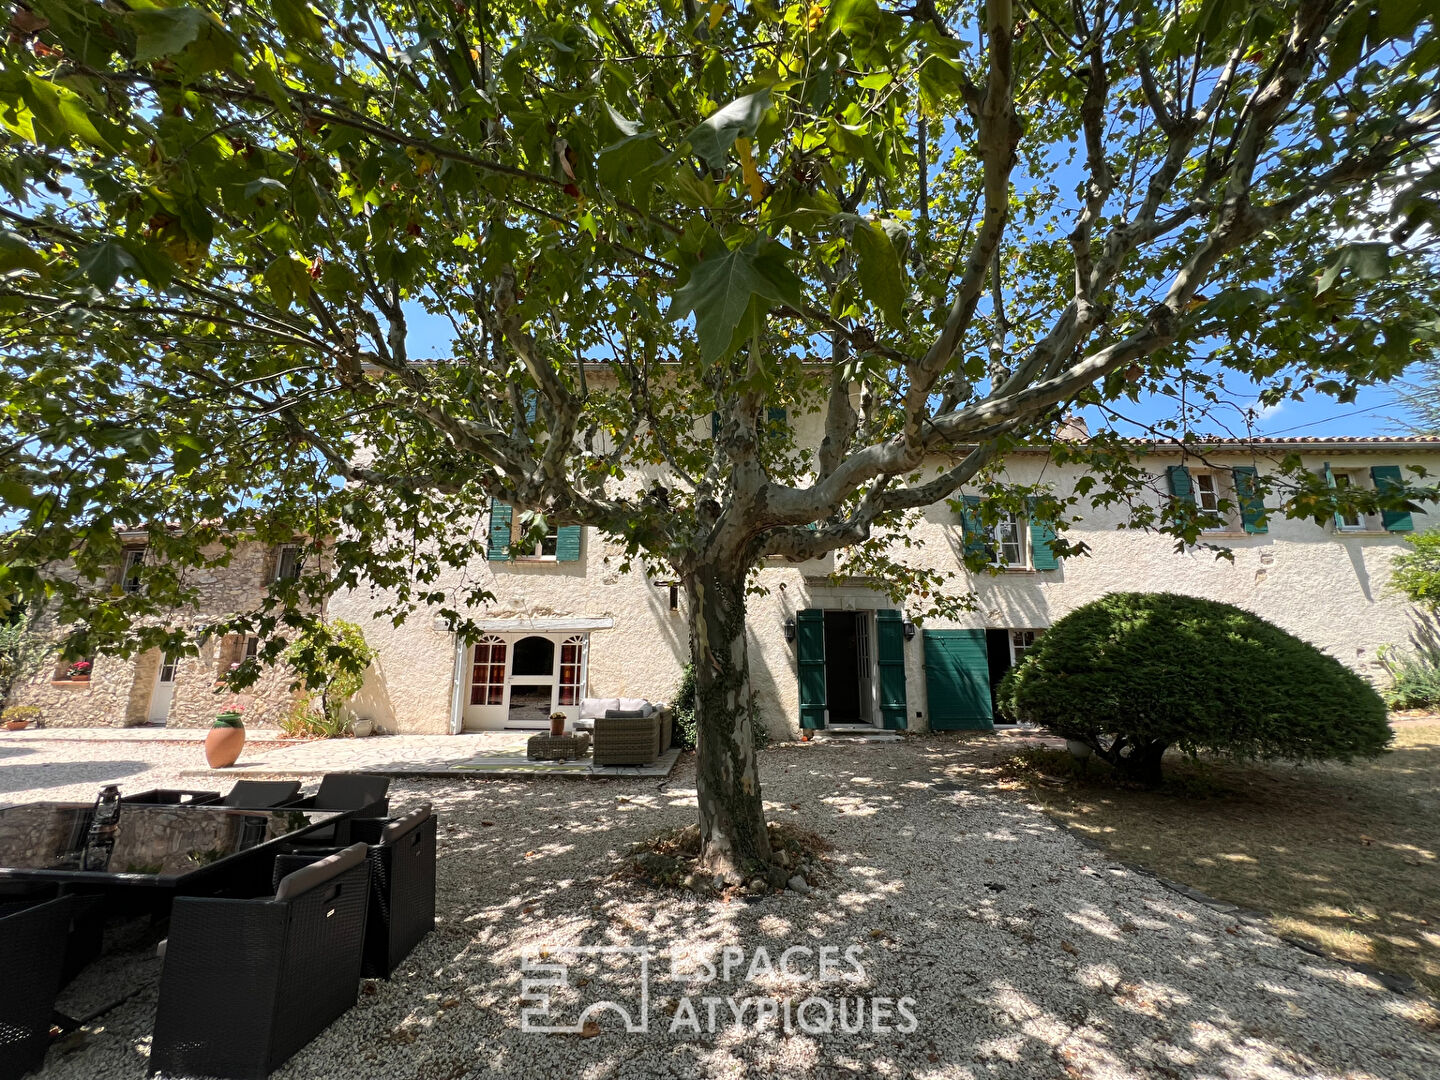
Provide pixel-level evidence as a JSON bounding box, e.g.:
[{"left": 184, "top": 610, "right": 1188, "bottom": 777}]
[
  {"left": 274, "top": 3, "right": 325, "bottom": 45},
  {"left": 1316, "top": 242, "right": 1391, "bottom": 295},
  {"left": 0, "top": 230, "right": 45, "bottom": 275},
  {"left": 128, "top": 8, "right": 210, "bottom": 63},
  {"left": 852, "top": 218, "right": 906, "bottom": 327},
  {"left": 77, "top": 241, "right": 137, "bottom": 292},
  {"left": 685, "top": 90, "right": 770, "bottom": 169},
  {"left": 670, "top": 241, "right": 805, "bottom": 361}
]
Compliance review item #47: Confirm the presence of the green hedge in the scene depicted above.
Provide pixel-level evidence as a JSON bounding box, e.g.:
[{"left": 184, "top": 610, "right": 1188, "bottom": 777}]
[{"left": 996, "top": 592, "right": 1391, "bottom": 784}]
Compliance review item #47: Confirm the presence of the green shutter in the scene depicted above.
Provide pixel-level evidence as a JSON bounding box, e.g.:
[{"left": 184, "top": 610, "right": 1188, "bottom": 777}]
[
  {"left": 796, "top": 609, "right": 826, "bottom": 730},
  {"left": 1371, "top": 465, "right": 1414, "bottom": 532},
  {"left": 1025, "top": 497, "right": 1059, "bottom": 570},
  {"left": 487, "top": 502, "right": 512, "bottom": 560},
  {"left": 1232, "top": 466, "right": 1267, "bottom": 534},
  {"left": 875, "top": 610, "right": 909, "bottom": 730},
  {"left": 923, "top": 629, "right": 993, "bottom": 731},
  {"left": 959, "top": 495, "right": 991, "bottom": 560},
  {"left": 1166, "top": 465, "right": 1194, "bottom": 503},
  {"left": 555, "top": 525, "right": 582, "bottom": 561},
  {"left": 1323, "top": 461, "right": 1343, "bottom": 529}
]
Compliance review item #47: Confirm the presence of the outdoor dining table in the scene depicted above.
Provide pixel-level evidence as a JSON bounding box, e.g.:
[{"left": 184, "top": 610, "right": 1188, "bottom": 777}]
[
  {"left": 0, "top": 800, "right": 357, "bottom": 1036},
  {"left": 0, "top": 800, "right": 351, "bottom": 894}
]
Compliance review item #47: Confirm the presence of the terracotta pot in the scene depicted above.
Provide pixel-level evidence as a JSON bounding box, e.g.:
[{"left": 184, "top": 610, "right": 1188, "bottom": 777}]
[
  {"left": 205, "top": 725, "right": 246, "bottom": 768},
  {"left": 550, "top": 715, "right": 566, "bottom": 737},
  {"left": 4, "top": 720, "right": 28, "bottom": 731}
]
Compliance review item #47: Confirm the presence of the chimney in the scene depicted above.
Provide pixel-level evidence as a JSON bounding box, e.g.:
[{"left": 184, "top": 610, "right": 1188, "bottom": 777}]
[{"left": 1056, "top": 412, "right": 1090, "bottom": 443}]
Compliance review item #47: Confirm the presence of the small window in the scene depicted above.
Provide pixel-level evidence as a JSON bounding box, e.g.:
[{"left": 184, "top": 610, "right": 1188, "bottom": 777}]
[
  {"left": 244, "top": 636, "right": 260, "bottom": 661},
  {"left": 991, "top": 513, "right": 1027, "bottom": 568},
  {"left": 121, "top": 548, "right": 146, "bottom": 594},
  {"left": 521, "top": 525, "right": 559, "bottom": 559},
  {"left": 1010, "top": 629, "right": 1041, "bottom": 665},
  {"left": 274, "top": 545, "right": 302, "bottom": 581},
  {"left": 55, "top": 656, "right": 94, "bottom": 682},
  {"left": 1333, "top": 473, "right": 1366, "bottom": 530},
  {"left": 1191, "top": 472, "right": 1232, "bottom": 532}
]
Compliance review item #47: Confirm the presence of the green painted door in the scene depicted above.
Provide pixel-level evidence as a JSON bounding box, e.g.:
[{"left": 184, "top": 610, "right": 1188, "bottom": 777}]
[
  {"left": 797, "top": 609, "right": 826, "bottom": 729},
  {"left": 875, "top": 610, "right": 908, "bottom": 730},
  {"left": 923, "top": 629, "right": 994, "bottom": 731}
]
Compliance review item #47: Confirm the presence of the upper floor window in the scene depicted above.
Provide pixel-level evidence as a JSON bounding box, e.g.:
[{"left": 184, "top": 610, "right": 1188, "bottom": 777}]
[
  {"left": 273, "top": 544, "right": 302, "bottom": 582},
  {"left": 523, "top": 524, "right": 560, "bottom": 559},
  {"left": 991, "top": 513, "right": 1027, "bottom": 568},
  {"left": 1191, "top": 471, "right": 1231, "bottom": 532},
  {"left": 121, "top": 547, "right": 146, "bottom": 594},
  {"left": 486, "top": 502, "right": 582, "bottom": 562},
  {"left": 1332, "top": 471, "right": 1366, "bottom": 530}
]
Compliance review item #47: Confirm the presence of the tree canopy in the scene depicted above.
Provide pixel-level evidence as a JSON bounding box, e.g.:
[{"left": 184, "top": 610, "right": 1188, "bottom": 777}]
[{"left": 2, "top": 0, "right": 1438, "bottom": 871}]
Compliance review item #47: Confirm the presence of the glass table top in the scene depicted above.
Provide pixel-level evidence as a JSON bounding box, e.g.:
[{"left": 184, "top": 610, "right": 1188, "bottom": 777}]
[{"left": 0, "top": 802, "right": 343, "bottom": 881}]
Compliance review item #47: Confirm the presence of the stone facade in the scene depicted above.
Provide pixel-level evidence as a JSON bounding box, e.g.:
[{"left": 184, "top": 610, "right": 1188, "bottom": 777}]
[
  {"left": 10, "top": 540, "right": 304, "bottom": 729},
  {"left": 14, "top": 433, "right": 1438, "bottom": 739}
]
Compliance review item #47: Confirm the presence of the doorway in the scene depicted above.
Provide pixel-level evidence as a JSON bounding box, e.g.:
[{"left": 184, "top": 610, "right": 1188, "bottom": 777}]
[
  {"left": 147, "top": 652, "right": 179, "bottom": 726},
  {"left": 823, "top": 611, "right": 876, "bottom": 725},
  {"left": 461, "top": 632, "right": 590, "bottom": 731}
]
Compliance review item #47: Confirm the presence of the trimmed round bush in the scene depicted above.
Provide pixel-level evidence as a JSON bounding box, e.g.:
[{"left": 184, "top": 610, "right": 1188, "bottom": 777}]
[{"left": 995, "top": 592, "right": 1391, "bottom": 785}]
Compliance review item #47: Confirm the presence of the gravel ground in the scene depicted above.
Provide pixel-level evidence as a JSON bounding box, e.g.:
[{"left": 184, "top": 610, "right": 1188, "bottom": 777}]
[{"left": 4, "top": 733, "right": 1438, "bottom": 1080}]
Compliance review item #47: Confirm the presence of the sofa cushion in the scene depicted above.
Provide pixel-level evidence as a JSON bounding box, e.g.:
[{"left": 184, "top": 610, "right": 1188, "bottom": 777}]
[
  {"left": 381, "top": 803, "right": 432, "bottom": 846},
  {"left": 275, "top": 843, "right": 367, "bottom": 901},
  {"left": 617, "top": 697, "right": 652, "bottom": 714},
  {"left": 604, "top": 708, "right": 649, "bottom": 719},
  {"left": 579, "top": 697, "right": 620, "bottom": 720}
]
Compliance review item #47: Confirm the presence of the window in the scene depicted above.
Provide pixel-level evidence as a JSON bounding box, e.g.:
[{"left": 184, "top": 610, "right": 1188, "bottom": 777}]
[
  {"left": 991, "top": 513, "right": 1026, "bottom": 568},
  {"left": 121, "top": 547, "right": 146, "bottom": 594},
  {"left": 520, "top": 525, "right": 560, "bottom": 559},
  {"left": 1333, "top": 472, "right": 1365, "bottom": 530},
  {"left": 244, "top": 636, "right": 260, "bottom": 661},
  {"left": 558, "top": 636, "right": 586, "bottom": 706},
  {"left": 1192, "top": 472, "right": 1229, "bottom": 531},
  {"left": 469, "top": 636, "right": 507, "bottom": 706},
  {"left": 274, "top": 544, "right": 302, "bottom": 581},
  {"left": 1010, "top": 630, "right": 1041, "bottom": 665},
  {"left": 54, "top": 655, "right": 94, "bottom": 682}
]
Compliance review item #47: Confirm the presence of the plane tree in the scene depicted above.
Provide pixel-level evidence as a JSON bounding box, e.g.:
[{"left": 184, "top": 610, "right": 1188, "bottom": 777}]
[{"left": 1, "top": 0, "right": 1437, "bottom": 876}]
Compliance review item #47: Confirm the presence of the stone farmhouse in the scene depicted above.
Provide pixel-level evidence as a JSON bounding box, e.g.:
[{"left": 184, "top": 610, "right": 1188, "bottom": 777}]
[{"left": 13, "top": 427, "right": 1437, "bottom": 738}]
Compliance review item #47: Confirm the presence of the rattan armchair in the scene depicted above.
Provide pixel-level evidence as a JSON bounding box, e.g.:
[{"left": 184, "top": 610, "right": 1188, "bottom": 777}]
[
  {"left": 149, "top": 844, "right": 371, "bottom": 1079},
  {"left": 272, "top": 804, "right": 437, "bottom": 978},
  {"left": 591, "top": 706, "right": 673, "bottom": 766},
  {"left": 0, "top": 895, "right": 72, "bottom": 1080}
]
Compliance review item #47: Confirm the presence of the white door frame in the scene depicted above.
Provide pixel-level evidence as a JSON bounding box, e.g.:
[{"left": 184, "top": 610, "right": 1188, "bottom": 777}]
[
  {"left": 147, "top": 652, "right": 179, "bottom": 725},
  {"left": 460, "top": 632, "right": 590, "bottom": 732}
]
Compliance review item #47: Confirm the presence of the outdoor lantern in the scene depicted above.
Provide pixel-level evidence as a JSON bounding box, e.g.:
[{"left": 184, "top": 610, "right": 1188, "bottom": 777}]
[
  {"left": 902, "top": 619, "right": 917, "bottom": 641},
  {"left": 784, "top": 617, "right": 797, "bottom": 642}
]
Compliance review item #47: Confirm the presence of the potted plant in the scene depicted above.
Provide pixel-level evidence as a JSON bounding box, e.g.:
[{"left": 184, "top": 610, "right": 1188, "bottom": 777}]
[
  {"left": 65, "top": 660, "right": 91, "bottom": 681},
  {"left": 549, "top": 711, "right": 568, "bottom": 737},
  {"left": 3, "top": 705, "right": 40, "bottom": 731},
  {"left": 206, "top": 707, "right": 246, "bottom": 768}
]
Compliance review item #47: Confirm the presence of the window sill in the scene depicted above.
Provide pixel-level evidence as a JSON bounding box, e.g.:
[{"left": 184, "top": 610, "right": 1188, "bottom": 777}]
[
  {"left": 512, "top": 556, "right": 559, "bottom": 563},
  {"left": 52, "top": 678, "right": 91, "bottom": 687},
  {"left": 1335, "top": 530, "right": 1393, "bottom": 537}
]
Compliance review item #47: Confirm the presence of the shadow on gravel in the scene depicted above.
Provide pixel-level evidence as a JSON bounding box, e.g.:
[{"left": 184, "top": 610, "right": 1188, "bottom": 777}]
[
  {"left": 0, "top": 757, "right": 150, "bottom": 795},
  {"left": 27, "top": 738, "right": 1440, "bottom": 1080}
]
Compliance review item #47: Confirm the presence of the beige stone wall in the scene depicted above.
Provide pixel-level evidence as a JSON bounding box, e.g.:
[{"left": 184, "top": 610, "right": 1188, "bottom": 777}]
[{"left": 9, "top": 540, "right": 302, "bottom": 729}]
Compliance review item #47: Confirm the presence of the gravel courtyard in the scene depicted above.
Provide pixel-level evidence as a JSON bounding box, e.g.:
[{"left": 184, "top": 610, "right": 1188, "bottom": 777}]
[{"left": 4, "top": 733, "right": 1437, "bottom": 1080}]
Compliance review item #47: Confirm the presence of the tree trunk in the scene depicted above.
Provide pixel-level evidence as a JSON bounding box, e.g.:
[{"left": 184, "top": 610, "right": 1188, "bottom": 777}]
[
  {"left": 685, "top": 561, "right": 772, "bottom": 880},
  {"left": 1113, "top": 738, "right": 1168, "bottom": 787}
]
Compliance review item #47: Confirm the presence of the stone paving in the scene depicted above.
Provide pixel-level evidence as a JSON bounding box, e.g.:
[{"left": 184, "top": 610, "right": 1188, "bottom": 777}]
[{"left": 3, "top": 727, "right": 681, "bottom": 782}]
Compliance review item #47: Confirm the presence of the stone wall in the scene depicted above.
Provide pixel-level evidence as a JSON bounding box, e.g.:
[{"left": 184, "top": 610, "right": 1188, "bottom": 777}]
[{"left": 8, "top": 540, "right": 303, "bottom": 729}]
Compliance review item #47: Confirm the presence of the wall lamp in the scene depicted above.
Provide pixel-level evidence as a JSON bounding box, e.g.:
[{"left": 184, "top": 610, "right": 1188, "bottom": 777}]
[
  {"left": 902, "top": 619, "right": 917, "bottom": 641},
  {"left": 784, "top": 617, "right": 797, "bottom": 642}
]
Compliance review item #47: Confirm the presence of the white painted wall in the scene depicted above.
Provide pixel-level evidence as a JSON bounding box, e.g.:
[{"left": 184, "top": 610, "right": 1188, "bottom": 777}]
[{"left": 329, "top": 437, "right": 1438, "bottom": 737}]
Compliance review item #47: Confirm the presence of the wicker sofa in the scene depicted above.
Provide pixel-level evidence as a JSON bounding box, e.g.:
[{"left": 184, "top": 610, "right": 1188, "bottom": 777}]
[{"left": 577, "top": 698, "right": 672, "bottom": 766}]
